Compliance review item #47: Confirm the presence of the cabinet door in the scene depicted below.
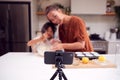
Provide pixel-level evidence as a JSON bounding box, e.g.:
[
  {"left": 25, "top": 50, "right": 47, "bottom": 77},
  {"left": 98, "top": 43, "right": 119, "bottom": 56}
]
[
  {"left": 71, "top": 0, "right": 106, "bottom": 14},
  {"left": 108, "top": 42, "right": 120, "bottom": 54}
]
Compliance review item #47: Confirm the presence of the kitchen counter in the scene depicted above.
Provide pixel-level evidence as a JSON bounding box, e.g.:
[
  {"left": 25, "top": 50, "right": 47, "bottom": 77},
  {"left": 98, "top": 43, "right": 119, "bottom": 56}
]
[
  {"left": 0, "top": 52, "right": 120, "bottom": 80},
  {"left": 107, "top": 39, "right": 120, "bottom": 42},
  {"left": 91, "top": 39, "right": 120, "bottom": 42}
]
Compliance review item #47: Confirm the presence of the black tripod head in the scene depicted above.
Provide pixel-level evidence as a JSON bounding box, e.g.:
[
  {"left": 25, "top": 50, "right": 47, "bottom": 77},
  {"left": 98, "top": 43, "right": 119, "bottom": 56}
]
[{"left": 55, "top": 50, "right": 64, "bottom": 68}]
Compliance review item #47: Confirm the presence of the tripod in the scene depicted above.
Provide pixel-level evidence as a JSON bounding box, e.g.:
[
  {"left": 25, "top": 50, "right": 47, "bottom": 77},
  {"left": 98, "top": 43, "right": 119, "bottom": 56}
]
[{"left": 50, "top": 61, "right": 68, "bottom": 80}]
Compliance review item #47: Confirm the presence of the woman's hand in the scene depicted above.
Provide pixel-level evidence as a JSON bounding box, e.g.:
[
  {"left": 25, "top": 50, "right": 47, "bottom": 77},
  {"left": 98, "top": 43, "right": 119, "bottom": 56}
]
[
  {"left": 51, "top": 43, "right": 64, "bottom": 51},
  {"left": 50, "top": 39, "right": 61, "bottom": 45}
]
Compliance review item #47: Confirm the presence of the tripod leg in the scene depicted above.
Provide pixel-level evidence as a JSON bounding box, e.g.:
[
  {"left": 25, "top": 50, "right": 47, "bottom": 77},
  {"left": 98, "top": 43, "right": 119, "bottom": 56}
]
[
  {"left": 50, "top": 68, "right": 68, "bottom": 80},
  {"left": 50, "top": 70, "right": 58, "bottom": 80},
  {"left": 58, "top": 70, "right": 63, "bottom": 80},
  {"left": 61, "top": 71, "right": 67, "bottom": 80},
  {"left": 59, "top": 69, "right": 67, "bottom": 80}
]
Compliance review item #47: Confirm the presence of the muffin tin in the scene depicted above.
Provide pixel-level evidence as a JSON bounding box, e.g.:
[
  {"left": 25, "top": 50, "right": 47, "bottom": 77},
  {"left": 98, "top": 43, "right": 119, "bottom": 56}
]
[{"left": 75, "top": 52, "right": 100, "bottom": 60}]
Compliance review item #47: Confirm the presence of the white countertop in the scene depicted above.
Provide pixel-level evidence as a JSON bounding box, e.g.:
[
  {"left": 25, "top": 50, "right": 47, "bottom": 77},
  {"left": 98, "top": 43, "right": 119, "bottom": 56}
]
[
  {"left": 91, "top": 39, "right": 120, "bottom": 42},
  {"left": 107, "top": 39, "right": 120, "bottom": 42},
  {"left": 0, "top": 52, "right": 120, "bottom": 80}
]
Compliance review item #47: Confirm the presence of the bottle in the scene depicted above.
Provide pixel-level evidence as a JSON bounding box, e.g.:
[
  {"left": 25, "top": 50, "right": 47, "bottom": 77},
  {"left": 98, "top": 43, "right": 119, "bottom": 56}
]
[
  {"left": 106, "top": 1, "right": 112, "bottom": 13},
  {"left": 104, "top": 30, "right": 110, "bottom": 41}
]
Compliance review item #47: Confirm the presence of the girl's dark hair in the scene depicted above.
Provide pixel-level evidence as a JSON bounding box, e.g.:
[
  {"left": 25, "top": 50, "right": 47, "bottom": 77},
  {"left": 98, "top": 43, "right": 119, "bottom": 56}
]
[
  {"left": 41, "top": 22, "right": 57, "bottom": 34},
  {"left": 45, "top": 3, "right": 64, "bottom": 15}
]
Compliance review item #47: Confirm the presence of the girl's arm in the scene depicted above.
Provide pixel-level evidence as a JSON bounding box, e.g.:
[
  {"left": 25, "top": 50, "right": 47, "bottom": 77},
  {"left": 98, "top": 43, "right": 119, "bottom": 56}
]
[{"left": 27, "top": 36, "right": 44, "bottom": 46}]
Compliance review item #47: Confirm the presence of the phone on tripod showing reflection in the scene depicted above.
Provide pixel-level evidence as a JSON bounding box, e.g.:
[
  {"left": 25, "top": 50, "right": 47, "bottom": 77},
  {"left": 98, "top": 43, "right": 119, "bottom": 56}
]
[
  {"left": 44, "top": 50, "right": 74, "bottom": 65},
  {"left": 44, "top": 50, "right": 74, "bottom": 80}
]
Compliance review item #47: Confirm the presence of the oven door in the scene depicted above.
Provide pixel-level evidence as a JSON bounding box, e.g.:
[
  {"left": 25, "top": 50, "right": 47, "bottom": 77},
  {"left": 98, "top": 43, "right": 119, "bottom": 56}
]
[{"left": 91, "top": 41, "right": 108, "bottom": 54}]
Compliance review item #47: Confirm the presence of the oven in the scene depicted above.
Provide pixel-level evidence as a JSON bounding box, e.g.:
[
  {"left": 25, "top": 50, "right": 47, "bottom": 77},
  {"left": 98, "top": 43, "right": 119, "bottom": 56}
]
[{"left": 91, "top": 41, "right": 108, "bottom": 54}]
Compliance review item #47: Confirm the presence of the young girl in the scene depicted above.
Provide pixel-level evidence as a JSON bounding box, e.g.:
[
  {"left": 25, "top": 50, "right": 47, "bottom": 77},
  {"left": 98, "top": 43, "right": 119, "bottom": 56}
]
[{"left": 27, "top": 22, "right": 57, "bottom": 56}]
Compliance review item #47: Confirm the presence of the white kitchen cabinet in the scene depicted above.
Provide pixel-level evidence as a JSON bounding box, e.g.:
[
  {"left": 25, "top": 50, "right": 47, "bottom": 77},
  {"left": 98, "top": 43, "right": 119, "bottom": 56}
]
[
  {"left": 108, "top": 41, "right": 120, "bottom": 54},
  {"left": 71, "top": 0, "right": 106, "bottom": 15}
]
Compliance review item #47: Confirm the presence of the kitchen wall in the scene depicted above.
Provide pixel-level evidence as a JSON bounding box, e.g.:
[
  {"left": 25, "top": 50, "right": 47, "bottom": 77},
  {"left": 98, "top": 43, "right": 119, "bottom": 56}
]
[
  {"left": 37, "top": 0, "right": 120, "bottom": 39},
  {"left": 80, "top": 15, "right": 116, "bottom": 38},
  {"left": 115, "top": 0, "right": 120, "bottom": 6},
  {"left": 36, "top": 0, "right": 71, "bottom": 38},
  {"left": 38, "top": 15, "right": 116, "bottom": 39},
  {"left": 39, "top": 0, "right": 70, "bottom": 10},
  {"left": 1, "top": 0, "right": 120, "bottom": 39}
]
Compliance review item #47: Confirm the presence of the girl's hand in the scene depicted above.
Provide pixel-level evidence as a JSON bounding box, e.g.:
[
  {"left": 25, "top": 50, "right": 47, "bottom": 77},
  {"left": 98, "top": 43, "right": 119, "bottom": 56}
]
[
  {"left": 27, "top": 40, "right": 37, "bottom": 46},
  {"left": 42, "top": 32, "right": 48, "bottom": 40}
]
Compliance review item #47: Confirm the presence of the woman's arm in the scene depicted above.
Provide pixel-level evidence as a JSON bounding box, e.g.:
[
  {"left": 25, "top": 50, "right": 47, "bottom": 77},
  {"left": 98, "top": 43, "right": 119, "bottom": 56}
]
[{"left": 51, "top": 41, "right": 85, "bottom": 50}]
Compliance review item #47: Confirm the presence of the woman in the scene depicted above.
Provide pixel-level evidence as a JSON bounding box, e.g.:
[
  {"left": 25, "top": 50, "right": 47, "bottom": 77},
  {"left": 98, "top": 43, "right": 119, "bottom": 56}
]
[
  {"left": 45, "top": 4, "right": 93, "bottom": 52},
  {"left": 27, "top": 22, "right": 57, "bottom": 55}
]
